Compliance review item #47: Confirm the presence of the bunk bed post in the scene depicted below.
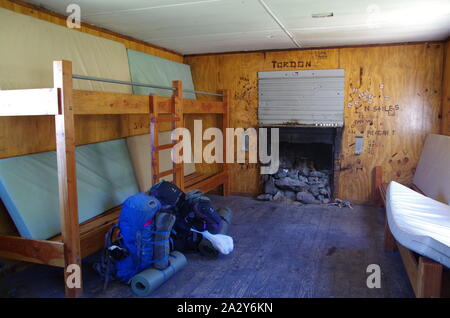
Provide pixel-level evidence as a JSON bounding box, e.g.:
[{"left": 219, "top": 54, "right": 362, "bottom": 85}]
[
  {"left": 172, "top": 80, "right": 184, "bottom": 190},
  {"left": 221, "top": 89, "right": 231, "bottom": 196},
  {"left": 149, "top": 93, "right": 160, "bottom": 185},
  {"left": 53, "top": 60, "right": 83, "bottom": 298}
]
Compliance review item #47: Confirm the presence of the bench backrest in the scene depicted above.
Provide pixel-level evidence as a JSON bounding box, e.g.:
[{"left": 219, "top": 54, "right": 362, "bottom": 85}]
[{"left": 413, "top": 134, "right": 450, "bottom": 204}]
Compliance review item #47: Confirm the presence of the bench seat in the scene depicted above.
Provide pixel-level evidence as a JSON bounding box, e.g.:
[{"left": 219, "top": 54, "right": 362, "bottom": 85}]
[{"left": 386, "top": 181, "right": 450, "bottom": 268}]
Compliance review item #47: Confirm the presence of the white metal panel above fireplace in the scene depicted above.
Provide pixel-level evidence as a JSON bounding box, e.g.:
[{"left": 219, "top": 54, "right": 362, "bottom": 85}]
[{"left": 258, "top": 69, "right": 344, "bottom": 127}]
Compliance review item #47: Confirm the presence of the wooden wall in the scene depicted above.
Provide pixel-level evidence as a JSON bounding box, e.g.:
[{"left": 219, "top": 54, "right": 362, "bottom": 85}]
[
  {"left": 0, "top": 0, "right": 446, "bottom": 202},
  {"left": 185, "top": 43, "right": 445, "bottom": 203},
  {"left": 441, "top": 40, "right": 450, "bottom": 136}
]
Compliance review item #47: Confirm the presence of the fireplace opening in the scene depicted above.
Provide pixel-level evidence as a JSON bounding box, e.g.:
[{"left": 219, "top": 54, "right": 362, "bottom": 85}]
[
  {"left": 258, "top": 127, "right": 341, "bottom": 204},
  {"left": 279, "top": 142, "right": 333, "bottom": 172}
]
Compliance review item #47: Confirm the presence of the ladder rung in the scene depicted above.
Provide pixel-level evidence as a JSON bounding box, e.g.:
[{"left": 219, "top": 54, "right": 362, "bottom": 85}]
[
  {"left": 154, "top": 169, "right": 176, "bottom": 179},
  {"left": 154, "top": 144, "right": 174, "bottom": 151},
  {"left": 151, "top": 116, "right": 180, "bottom": 123}
]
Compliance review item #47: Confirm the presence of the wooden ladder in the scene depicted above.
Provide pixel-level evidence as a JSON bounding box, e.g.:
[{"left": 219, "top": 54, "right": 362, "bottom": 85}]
[{"left": 149, "top": 80, "right": 184, "bottom": 190}]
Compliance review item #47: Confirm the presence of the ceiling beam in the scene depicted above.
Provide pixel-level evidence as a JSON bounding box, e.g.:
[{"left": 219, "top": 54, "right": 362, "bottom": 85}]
[{"left": 258, "top": 0, "right": 301, "bottom": 48}]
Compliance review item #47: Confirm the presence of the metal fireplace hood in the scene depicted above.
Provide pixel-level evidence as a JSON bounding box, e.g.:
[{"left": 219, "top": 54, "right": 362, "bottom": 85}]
[{"left": 258, "top": 69, "right": 344, "bottom": 127}]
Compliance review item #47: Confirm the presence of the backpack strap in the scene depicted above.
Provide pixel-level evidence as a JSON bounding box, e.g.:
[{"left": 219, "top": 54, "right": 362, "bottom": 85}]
[
  {"left": 93, "top": 224, "right": 122, "bottom": 291},
  {"left": 185, "top": 190, "right": 210, "bottom": 204}
]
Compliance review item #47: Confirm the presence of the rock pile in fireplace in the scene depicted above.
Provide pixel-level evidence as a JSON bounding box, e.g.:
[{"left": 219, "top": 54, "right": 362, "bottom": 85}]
[{"left": 257, "top": 167, "right": 332, "bottom": 204}]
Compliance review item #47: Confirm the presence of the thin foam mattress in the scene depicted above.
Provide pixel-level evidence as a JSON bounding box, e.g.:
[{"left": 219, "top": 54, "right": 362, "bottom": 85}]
[
  {"left": 386, "top": 181, "right": 450, "bottom": 268},
  {"left": 0, "top": 139, "right": 139, "bottom": 240}
]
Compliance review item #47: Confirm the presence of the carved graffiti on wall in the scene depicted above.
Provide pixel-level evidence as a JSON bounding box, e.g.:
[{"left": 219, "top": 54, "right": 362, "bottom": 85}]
[
  {"left": 271, "top": 60, "right": 312, "bottom": 69},
  {"left": 315, "top": 51, "right": 328, "bottom": 60},
  {"left": 364, "top": 104, "right": 400, "bottom": 116}
]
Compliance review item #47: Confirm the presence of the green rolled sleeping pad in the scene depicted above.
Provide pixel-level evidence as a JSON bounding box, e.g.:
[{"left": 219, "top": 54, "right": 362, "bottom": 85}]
[
  {"left": 130, "top": 251, "right": 187, "bottom": 297},
  {"left": 198, "top": 207, "right": 233, "bottom": 257}
]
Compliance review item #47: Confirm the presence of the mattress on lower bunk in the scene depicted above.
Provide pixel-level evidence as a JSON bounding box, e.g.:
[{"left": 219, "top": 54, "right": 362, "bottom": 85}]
[
  {"left": 0, "top": 139, "right": 139, "bottom": 240},
  {"left": 386, "top": 181, "right": 450, "bottom": 268}
]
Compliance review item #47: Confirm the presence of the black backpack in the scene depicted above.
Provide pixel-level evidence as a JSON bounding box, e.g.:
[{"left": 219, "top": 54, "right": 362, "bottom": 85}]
[
  {"left": 178, "top": 190, "right": 222, "bottom": 233},
  {"left": 172, "top": 190, "right": 222, "bottom": 252},
  {"left": 148, "top": 180, "right": 185, "bottom": 210},
  {"left": 148, "top": 182, "right": 222, "bottom": 252}
]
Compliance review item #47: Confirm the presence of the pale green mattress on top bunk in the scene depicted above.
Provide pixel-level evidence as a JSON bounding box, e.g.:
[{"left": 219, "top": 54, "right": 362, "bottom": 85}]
[
  {"left": 0, "top": 139, "right": 139, "bottom": 240},
  {"left": 0, "top": 9, "right": 198, "bottom": 240}
]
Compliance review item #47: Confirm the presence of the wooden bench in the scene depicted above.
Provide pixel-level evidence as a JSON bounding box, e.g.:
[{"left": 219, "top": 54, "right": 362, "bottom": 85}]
[{"left": 374, "top": 166, "right": 450, "bottom": 298}]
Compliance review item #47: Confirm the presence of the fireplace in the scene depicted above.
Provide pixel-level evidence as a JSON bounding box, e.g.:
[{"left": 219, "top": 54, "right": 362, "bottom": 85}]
[
  {"left": 258, "top": 127, "right": 342, "bottom": 204},
  {"left": 257, "top": 68, "right": 345, "bottom": 203}
]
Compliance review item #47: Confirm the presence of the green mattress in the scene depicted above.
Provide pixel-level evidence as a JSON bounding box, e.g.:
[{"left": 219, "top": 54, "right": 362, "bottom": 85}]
[{"left": 0, "top": 139, "right": 139, "bottom": 240}]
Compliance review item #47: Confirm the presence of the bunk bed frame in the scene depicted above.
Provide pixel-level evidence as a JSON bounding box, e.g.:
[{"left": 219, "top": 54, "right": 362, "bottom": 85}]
[{"left": 0, "top": 60, "right": 230, "bottom": 297}]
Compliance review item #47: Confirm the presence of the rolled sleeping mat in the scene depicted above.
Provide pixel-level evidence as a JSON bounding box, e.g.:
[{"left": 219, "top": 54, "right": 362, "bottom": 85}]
[
  {"left": 131, "top": 251, "right": 187, "bottom": 297},
  {"left": 153, "top": 211, "right": 176, "bottom": 270},
  {"left": 198, "top": 207, "right": 233, "bottom": 257}
]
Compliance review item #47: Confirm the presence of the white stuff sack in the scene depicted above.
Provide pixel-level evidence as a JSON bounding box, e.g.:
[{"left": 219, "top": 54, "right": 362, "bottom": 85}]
[{"left": 191, "top": 229, "right": 234, "bottom": 255}]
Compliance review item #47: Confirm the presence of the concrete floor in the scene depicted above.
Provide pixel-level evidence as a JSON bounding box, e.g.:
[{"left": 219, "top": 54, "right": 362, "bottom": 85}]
[{"left": 0, "top": 195, "right": 414, "bottom": 298}]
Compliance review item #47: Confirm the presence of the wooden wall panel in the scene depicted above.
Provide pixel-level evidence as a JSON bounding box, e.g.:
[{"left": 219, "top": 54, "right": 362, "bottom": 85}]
[
  {"left": 441, "top": 40, "right": 450, "bottom": 136},
  {"left": 186, "top": 49, "right": 340, "bottom": 195},
  {"left": 339, "top": 43, "right": 443, "bottom": 203},
  {"left": 185, "top": 43, "right": 444, "bottom": 203},
  {"left": 0, "top": 113, "right": 176, "bottom": 158}
]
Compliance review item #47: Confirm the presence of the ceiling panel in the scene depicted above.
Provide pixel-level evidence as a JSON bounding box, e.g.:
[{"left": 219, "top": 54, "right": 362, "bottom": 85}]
[
  {"left": 152, "top": 30, "right": 297, "bottom": 55},
  {"left": 23, "top": 0, "right": 450, "bottom": 54},
  {"left": 85, "top": 0, "right": 282, "bottom": 40},
  {"left": 267, "top": 0, "right": 450, "bottom": 47},
  {"left": 294, "top": 25, "right": 449, "bottom": 48},
  {"left": 25, "top": 0, "right": 225, "bottom": 16}
]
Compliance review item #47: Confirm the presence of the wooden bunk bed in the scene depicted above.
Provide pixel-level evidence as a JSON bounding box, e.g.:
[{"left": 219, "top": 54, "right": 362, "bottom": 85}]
[{"left": 0, "top": 60, "right": 230, "bottom": 297}]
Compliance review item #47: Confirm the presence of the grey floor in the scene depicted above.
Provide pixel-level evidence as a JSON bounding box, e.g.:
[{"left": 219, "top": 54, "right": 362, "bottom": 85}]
[{"left": 0, "top": 195, "right": 414, "bottom": 298}]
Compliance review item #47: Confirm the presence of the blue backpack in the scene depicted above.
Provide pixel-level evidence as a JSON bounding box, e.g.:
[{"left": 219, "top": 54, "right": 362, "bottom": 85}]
[
  {"left": 95, "top": 193, "right": 166, "bottom": 287},
  {"left": 149, "top": 182, "right": 222, "bottom": 252}
]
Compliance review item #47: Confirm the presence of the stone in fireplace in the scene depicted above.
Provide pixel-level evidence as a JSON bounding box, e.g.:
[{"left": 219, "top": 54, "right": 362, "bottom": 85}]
[{"left": 257, "top": 127, "right": 341, "bottom": 204}]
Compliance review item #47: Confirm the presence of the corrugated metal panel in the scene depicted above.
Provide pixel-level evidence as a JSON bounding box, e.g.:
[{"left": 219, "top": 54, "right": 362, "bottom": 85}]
[{"left": 258, "top": 69, "right": 345, "bottom": 127}]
